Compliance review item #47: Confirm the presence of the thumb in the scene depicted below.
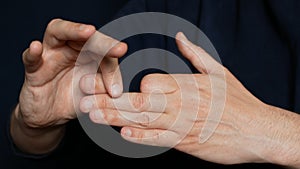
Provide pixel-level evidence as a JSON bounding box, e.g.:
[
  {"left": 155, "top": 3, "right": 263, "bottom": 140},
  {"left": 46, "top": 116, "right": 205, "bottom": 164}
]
[
  {"left": 22, "top": 41, "right": 43, "bottom": 74},
  {"left": 175, "top": 32, "right": 223, "bottom": 74}
]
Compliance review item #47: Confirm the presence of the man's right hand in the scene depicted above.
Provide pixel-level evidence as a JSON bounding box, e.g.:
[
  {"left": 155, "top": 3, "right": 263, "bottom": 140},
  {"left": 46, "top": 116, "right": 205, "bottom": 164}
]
[{"left": 10, "top": 19, "right": 127, "bottom": 154}]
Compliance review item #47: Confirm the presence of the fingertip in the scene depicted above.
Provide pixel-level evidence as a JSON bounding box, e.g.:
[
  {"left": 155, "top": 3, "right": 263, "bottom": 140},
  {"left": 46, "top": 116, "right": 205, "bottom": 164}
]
[
  {"left": 175, "top": 31, "right": 183, "bottom": 39},
  {"left": 120, "top": 42, "right": 128, "bottom": 50},
  {"left": 176, "top": 32, "right": 187, "bottom": 41},
  {"left": 80, "top": 24, "right": 96, "bottom": 31},
  {"left": 121, "top": 127, "right": 132, "bottom": 137},
  {"left": 89, "top": 109, "right": 104, "bottom": 123},
  {"left": 76, "top": 24, "right": 97, "bottom": 41},
  {"left": 109, "top": 42, "right": 128, "bottom": 58},
  {"left": 175, "top": 32, "right": 192, "bottom": 57},
  {"left": 29, "top": 41, "right": 43, "bottom": 56},
  {"left": 80, "top": 25, "right": 96, "bottom": 36},
  {"left": 177, "top": 32, "right": 191, "bottom": 50},
  {"left": 23, "top": 41, "right": 43, "bottom": 73},
  {"left": 79, "top": 96, "right": 93, "bottom": 113},
  {"left": 110, "top": 83, "right": 123, "bottom": 98}
]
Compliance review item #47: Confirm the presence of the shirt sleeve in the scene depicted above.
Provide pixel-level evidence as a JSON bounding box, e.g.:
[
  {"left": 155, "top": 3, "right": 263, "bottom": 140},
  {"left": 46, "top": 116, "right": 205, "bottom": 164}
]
[{"left": 5, "top": 107, "right": 66, "bottom": 159}]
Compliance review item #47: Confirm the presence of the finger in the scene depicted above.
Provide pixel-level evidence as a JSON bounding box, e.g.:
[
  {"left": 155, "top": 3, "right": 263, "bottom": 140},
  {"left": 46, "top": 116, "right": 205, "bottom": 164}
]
[
  {"left": 89, "top": 109, "right": 173, "bottom": 129},
  {"left": 67, "top": 39, "right": 126, "bottom": 53},
  {"left": 80, "top": 93, "right": 168, "bottom": 113},
  {"left": 106, "top": 41, "right": 128, "bottom": 58},
  {"left": 80, "top": 74, "right": 106, "bottom": 94},
  {"left": 67, "top": 41, "right": 86, "bottom": 51},
  {"left": 102, "top": 40, "right": 127, "bottom": 99},
  {"left": 44, "top": 18, "right": 96, "bottom": 47},
  {"left": 85, "top": 31, "right": 128, "bottom": 59},
  {"left": 121, "top": 127, "right": 179, "bottom": 147},
  {"left": 100, "top": 57, "right": 123, "bottom": 98},
  {"left": 140, "top": 73, "right": 177, "bottom": 93},
  {"left": 84, "top": 31, "right": 127, "bottom": 98},
  {"left": 22, "top": 41, "right": 43, "bottom": 73},
  {"left": 175, "top": 32, "right": 223, "bottom": 74}
]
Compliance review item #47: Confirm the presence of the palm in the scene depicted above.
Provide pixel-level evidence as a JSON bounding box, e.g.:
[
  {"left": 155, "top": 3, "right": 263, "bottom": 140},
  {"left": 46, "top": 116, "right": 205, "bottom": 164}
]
[
  {"left": 20, "top": 45, "right": 79, "bottom": 127},
  {"left": 18, "top": 19, "right": 126, "bottom": 128}
]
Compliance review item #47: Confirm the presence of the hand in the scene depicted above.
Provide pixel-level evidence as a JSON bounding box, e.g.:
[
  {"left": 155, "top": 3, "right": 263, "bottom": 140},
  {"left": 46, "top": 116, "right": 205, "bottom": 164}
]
[
  {"left": 11, "top": 19, "right": 127, "bottom": 154},
  {"left": 79, "top": 32, "right": 300, "bottom": 167}
]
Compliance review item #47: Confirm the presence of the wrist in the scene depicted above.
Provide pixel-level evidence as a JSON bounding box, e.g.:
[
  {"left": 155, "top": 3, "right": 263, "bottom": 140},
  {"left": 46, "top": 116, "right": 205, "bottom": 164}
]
[
  {"left": 235, "top": 102, "right": 300, "bottom": 166},
  {"left": 10, "top": 104, "right": 66, "bottom": 154},
  {"left": 256, "top": 105, "right": 300, "bottom": 168}
]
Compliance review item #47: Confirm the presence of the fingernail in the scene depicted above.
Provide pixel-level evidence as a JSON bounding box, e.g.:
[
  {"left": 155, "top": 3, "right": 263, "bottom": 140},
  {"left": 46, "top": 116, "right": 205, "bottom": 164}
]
[
  {"left": 178, "top": 32, "right": 188, "bottom": 41},
  {"left": 79, "top": 25, "right": 87, "bottom": 31},
  {"left": 82, "top": 98, "right": 93, "bottom": 112},
  {"left": 123, "top": 128, "right": 132, "bottom": 137},
  {"left": 111, "top": 83, "right": 122, "bottom": 97},
  {"left": 94, "top": 110, "right": 104, "bottom": 120}
]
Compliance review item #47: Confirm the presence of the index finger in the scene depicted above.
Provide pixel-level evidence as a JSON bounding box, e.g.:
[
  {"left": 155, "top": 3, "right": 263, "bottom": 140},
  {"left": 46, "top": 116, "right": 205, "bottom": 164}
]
[
  {"left": 83, "top": 31, "right": 127, "bottom": 61},
  {"left": 43, "top": 18, "right": 96, "bottom": 47},
  {"left": 82, "top": 31, "right": 128, "bottom": 98},
  {"left": 80, "top": 92, "right": 169, "bottom": 114}
]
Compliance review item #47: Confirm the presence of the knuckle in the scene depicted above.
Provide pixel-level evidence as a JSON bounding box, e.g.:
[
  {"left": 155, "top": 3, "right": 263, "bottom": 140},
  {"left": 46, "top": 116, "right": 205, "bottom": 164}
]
[
  {"left": 98, "top": 96, "right": 108, "bottom": 108},
  {"left": 131, "top": 94, "right": 148, "bottom": 111},
  {"left": 94, "top": 79, "right": 101, "bottom": 92},
  {"left": 140, "top": 77, "right": 151, "bottom": 92},
  {"left": 105, "top": 110, "right": 118, "bottom": 124},
  {"left": 143, "top": 73, "right": 160, "bottom": 83},
  {"left": 140, "top": 74, "right": 167, "bottom": 92},
  {"left": 152, "top": 131, "right": 160, "bottom": 144},
  {"left": 47, "top": 18, "right": 61, "bottom": 30},
  {"left": 142, "top": 74, "right": 155, "bottom": 82},
  {"left": 137, "top": 113, "right": 150, "bottom": 127},
  {"left": 136, "top": 131, "right": 145, "bottom": 141},
  {"left": 73, "top": 22, "right": 82, "bottom": 30}
]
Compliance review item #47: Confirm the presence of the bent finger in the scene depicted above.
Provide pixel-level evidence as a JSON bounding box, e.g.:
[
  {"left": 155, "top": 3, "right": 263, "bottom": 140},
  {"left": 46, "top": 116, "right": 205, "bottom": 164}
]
[
  {"left": 84, "top": 31, "right": 127, "bottom": 98},
  {"left": 100, "top": 57, "right": 123, "bottom": 98},
  {"left": 140, "top": 73, "right": 177, "bottom": 94},
  {"left": 44, "top": 18, "right": 96, "bottom": 47},
  {"left": 84, "top": 31, "right": 127, "bottom": 61}
]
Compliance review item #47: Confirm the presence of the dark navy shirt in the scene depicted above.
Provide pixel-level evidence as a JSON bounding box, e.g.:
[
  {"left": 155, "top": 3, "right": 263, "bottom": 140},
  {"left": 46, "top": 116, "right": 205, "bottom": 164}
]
[{"left": 2, "top": 0, "right": 299, "bottom": 168}]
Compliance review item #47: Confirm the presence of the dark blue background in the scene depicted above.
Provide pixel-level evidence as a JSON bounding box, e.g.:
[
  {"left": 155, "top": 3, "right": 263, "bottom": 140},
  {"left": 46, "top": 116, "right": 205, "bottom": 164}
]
[{"left": 0, "top": 0, "right": 295, "bottom": 168}]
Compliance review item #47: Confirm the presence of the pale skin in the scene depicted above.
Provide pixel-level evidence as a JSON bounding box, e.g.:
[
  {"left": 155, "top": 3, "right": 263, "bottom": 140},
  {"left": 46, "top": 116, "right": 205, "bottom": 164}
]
[
  {"left": 10, "top": 19, "right": 128, "bottom": 154},
  {"left": 10, "top": 18, "right": 300, "bottom": 168},
  {"left": 80, "top": 32, "right": 300, "bottom": 168}
]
